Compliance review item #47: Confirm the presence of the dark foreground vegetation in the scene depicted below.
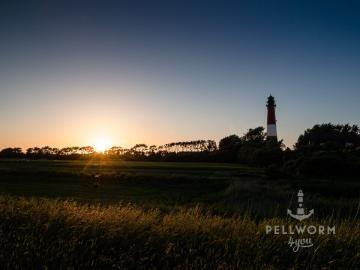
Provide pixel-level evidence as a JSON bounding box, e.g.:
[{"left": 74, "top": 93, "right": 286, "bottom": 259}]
[
  {"left": 0, "top": 159, "right": 359, "bottom": 219},
  {"left": 0, "top": 195, "right": 359, "bottom": 269},
  {"left": 0, "top": 123, "right": 359, "bottom": 269},
  {"left": 0, "top": 159, "right": 359, "bottom": 269}
]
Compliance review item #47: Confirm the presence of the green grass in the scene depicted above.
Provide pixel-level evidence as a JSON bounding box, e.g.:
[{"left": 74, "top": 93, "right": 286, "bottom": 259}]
[{"left": 0, "top": 159, "right": 359, "bottom": 268}]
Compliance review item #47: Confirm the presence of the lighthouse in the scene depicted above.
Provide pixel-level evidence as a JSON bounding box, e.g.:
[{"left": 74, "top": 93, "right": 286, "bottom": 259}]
[{"left": 266, "top": 95, "right": 277, "bottom": 140}]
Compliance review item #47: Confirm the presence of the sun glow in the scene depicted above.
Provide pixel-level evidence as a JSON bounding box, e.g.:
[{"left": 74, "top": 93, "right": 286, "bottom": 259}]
[{"left": 93, "top": 135, "right": 112, "bottom": 152}]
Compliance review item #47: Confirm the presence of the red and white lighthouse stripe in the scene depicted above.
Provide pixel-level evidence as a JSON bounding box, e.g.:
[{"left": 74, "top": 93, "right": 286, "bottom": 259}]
[{"left": 266, "top": 95, "right": 277, "bottom": 139}]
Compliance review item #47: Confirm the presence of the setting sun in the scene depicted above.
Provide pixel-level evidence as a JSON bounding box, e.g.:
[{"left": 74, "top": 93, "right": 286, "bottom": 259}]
[{"left": 93, "top": 136, "right": 112, "bottom": 152}]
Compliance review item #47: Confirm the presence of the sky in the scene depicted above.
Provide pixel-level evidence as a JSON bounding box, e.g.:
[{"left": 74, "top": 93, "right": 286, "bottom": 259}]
[{"left": 0, "top": 0, "right": 359, "bottom": 149}]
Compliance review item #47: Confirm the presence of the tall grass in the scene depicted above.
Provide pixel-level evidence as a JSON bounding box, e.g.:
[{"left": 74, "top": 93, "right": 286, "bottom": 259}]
[{"left": 0, "top": 195, "right": 359, "bottom": 269}]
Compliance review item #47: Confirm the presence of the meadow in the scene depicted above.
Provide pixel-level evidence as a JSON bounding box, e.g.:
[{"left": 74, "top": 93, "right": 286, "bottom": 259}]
[{"left": 0, "top": 159, "right": 359, "bottom": 269}]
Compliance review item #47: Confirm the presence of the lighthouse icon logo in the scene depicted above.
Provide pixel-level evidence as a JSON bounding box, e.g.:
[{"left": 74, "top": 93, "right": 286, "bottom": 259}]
[{"left": 287, "top": 190, "right": 314, "bottom": 221}]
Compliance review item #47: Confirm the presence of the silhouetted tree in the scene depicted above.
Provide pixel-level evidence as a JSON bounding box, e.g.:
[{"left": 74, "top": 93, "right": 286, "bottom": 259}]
[
  {"left": 0, "top": 148, "right": 23, "bottom": 158},
  {"left": 295, "top": 123, "right": 360, "bottom": 150},
  {"left": 79, "top": 146, "right": 95, "bottom": 155},
  {"left": 106, "top": 146, "right": 124, "bottom": 157},
  {"left": 218, "top": 135, "right": 242, "bottom": 162},
  {"left": 242, "top": 127, "right": 267, "bottom": 144},
  {"left": 130, "top": 144, "right": 148, "bottom": 158},
  {"left": 222, "top": 127, "right": 284, "bottom": 166}
]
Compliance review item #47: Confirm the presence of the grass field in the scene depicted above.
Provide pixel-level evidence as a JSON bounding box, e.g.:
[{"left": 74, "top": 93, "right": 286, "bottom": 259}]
[
  {"left": 0, "top": 160, "right": 259, "bottom": 210},
  {"left": 0, "top": 159, "right": 359, "bottom": 269},
  {"left": 0, "top": 159, "right": 359, "bottom": 218}
]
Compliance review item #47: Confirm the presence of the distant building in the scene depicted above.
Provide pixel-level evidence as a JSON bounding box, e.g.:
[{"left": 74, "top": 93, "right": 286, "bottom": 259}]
[{"left": 267, "top": 95, "right": 277, "bottom": 141}]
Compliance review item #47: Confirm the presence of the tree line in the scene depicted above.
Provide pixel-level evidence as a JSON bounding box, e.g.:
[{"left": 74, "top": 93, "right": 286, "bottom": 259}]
[
  {"left": 0, "top": 140, "right": 218, "bottom": 161},
  {"left": 1, "top": 123, "right": 360, "bottom": 177}
]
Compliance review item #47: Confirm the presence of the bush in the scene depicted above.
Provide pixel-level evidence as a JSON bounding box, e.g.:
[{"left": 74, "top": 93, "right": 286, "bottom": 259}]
[
  {"left": 282, "top": 159, "right": 299, "bottom": 177},
  {"left": 238, "top": 146, "right": 283, "bottom": 167},
  {"left": 295, "top": 152, "right": 359, "bottom": 178},
  {"left": 265, "top": 163, "right": 283, "bottom": 180}
]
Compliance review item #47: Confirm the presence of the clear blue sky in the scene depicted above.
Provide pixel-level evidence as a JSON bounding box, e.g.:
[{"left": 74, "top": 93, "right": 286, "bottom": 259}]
[{"left": 0, "top": 0, "right": 359, "bottom": 149}]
